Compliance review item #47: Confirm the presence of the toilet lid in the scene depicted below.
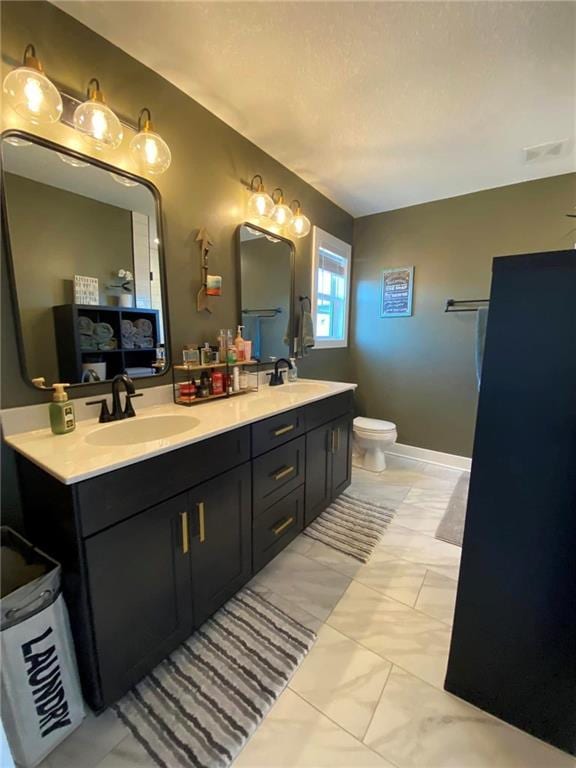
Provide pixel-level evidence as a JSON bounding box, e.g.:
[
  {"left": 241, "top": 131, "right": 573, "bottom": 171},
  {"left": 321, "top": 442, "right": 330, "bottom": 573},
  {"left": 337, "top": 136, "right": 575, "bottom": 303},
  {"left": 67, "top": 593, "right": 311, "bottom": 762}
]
[{"left": 354, "top": 417, "right": 396, "bottom": 433}]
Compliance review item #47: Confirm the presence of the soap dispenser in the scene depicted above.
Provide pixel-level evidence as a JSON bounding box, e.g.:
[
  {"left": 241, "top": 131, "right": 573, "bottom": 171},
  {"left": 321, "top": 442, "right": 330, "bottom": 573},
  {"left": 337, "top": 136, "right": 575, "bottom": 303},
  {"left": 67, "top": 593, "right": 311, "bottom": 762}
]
[
  {"left": 49, "top": 383, "right": 76, "bottom": 434},
  {"left": 235, "top": 325, "right": 246, "bottom": 362}
]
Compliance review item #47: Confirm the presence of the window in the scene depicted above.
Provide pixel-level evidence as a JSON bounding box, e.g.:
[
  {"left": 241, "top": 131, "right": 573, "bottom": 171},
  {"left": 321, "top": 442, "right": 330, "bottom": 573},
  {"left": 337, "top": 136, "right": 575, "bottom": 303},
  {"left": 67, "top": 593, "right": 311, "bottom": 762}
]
[{"left": 311, "top": 227, "right": 351, "bottom": 348}]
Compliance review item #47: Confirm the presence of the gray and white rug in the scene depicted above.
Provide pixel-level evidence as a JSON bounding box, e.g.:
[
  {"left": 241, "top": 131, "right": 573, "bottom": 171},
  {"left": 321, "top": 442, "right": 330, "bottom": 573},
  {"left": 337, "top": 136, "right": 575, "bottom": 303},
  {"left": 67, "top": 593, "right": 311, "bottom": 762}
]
[
  {"left": 303, "top": 491, "right": 396, "bottom": 563},
  {"left": 435, "top": 472, "right": 470, "bottom": 547},
  {"left": 113, "top": 587, "right": 316, "bottom": 768}
]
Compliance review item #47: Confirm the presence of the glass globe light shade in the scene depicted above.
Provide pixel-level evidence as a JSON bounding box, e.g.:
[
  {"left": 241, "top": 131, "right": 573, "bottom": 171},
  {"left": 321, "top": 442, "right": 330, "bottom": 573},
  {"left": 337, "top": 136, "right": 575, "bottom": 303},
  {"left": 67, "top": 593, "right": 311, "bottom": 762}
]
[
  {"left": 288, "top": 211, "right": 311, "bottom": 239},
  {"left": 73, "top": 81, "right": 123, "bottom": 150},
  {"left": 130, "top": 129, "right": 171, "bottom": 175},
  {"left": 57, "top": 152, "right": 89, "bottom": 168},
  {"left": 3, "top": 47, "right": 62, "bottom": 125},
  {"left": 270, "top": 202, "right": 294, "bottom": 229},
  {"left": 247, "top": 175, "right": 274, "bottom": 220},
  {"left": 110, "top": 172, "right": 139, "bottom": 188}
]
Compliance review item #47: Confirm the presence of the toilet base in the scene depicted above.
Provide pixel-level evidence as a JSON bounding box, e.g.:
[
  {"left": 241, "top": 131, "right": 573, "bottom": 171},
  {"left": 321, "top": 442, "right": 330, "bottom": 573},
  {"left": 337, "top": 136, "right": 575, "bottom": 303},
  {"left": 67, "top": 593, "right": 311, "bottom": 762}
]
[{"left": 353, "top": 446, "right": 388, "bottom": 473}]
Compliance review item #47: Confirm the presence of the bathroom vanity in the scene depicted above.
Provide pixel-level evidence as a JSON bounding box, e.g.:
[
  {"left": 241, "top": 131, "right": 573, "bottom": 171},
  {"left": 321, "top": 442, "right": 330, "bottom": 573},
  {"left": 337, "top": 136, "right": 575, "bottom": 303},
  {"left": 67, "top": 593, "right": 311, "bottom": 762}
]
[{"left": 7, "top": 384, "right": 354, "bottom": 710}]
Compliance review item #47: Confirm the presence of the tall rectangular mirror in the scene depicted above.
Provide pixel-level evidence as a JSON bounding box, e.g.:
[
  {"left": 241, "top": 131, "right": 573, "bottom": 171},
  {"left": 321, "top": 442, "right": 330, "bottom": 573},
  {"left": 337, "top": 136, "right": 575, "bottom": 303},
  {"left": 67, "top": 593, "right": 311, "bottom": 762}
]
[
  {"left": 238, "top": 223, "right": 294, "bottom": 362},
  {"left": 2, "top": 131, "right": 169, "bottom": 387}
]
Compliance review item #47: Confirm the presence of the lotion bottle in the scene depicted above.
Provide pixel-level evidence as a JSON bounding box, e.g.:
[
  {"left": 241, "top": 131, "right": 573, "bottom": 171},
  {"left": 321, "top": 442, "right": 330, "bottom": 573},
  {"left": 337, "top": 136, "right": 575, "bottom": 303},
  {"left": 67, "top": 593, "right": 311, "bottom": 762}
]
[
  {"left": 234, "top": 326, "right": 245, "bottom": 362},
  {"left": 49, "top": 384, "right": 75, "bottom": 434}
]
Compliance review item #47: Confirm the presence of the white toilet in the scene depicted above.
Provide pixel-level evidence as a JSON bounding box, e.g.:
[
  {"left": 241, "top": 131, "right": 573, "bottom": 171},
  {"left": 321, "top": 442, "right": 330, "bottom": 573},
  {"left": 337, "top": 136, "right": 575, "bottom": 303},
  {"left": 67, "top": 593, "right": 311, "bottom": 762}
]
[{"left": 353, "top": 417, "right": 398, "bottom": 472}]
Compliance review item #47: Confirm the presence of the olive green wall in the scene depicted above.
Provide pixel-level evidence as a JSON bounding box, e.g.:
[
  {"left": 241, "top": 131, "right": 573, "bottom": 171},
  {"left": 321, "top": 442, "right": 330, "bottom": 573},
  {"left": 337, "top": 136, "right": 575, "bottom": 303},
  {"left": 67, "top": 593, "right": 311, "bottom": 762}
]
[
  {"left": 5, "top": 173, "right": 134, "bottom": 384},
  {"left": 352, "top": 173, "right": 576, "bottom": 457},
  {"left": 0, "top": 0, "right": 354, "bottom": 411}
]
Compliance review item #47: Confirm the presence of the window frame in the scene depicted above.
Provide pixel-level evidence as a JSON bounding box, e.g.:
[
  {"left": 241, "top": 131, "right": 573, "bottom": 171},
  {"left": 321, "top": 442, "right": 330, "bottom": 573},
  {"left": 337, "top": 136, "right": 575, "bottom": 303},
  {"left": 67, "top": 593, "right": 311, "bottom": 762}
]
[{"left": 311, "top": 226, "right": 352, "bottom": 349}]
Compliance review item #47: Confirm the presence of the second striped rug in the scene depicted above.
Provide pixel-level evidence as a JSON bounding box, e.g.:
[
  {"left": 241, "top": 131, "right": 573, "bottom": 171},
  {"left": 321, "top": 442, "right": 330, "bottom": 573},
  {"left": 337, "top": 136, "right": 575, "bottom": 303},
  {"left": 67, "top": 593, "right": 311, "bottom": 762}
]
[
  {"left": 113, "top": 588, "right": 316, "bottom": 768},
  {"left": 303, "top": 491, "right": 396, "bottom": 562}
]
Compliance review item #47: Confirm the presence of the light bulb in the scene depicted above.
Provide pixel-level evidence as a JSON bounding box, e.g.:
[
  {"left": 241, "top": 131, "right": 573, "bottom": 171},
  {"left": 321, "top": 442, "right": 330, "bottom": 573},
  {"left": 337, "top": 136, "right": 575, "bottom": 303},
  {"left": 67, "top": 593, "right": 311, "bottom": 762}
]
[
  {"left": 73, "top": 79, "right": 123, "bottom": 151},
  {"left": 247, "top": 175, "right": 274, "bottom": 220},
  {"left": 270, "top": 188, "right": 294, "bottom": 229},
  {"left": 288, "top": 201, "right": 311, "bottom": 238},
  {"left": 2, "top": 45, "right": 62, "bottom": 124},
  {"left": 129, "top": 110, "right": 171, "bottom": 175}
]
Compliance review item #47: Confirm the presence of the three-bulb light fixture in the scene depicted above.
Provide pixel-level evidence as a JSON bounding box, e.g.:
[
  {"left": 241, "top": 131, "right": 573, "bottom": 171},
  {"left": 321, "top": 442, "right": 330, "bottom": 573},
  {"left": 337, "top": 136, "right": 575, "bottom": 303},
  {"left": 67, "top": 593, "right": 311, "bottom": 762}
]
[
  {"left": 248, "top": 176, "right": 312, "bottom": 239},
  {"left": 2, "top": 44, "right": 172, "bottom": 175}
]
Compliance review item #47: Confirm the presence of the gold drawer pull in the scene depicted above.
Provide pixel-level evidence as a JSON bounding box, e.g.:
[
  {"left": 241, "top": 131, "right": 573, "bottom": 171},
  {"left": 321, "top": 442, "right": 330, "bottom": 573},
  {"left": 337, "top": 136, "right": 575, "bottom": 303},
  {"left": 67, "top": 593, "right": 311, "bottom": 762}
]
[
  {"left": 274, "top": 424, "right": 295, "bottom": 436},
  {"left": 273, "top": 516, "right": 295, "bottom": 536},
  {"left": 273, "top": 465, "right": 295, "bottom": 481},
  {"left": 180, "top": 511, "right": 189, "bottom": 554},
  {"left": 197, "top": 501, "right": 206, "bottom": 543}
]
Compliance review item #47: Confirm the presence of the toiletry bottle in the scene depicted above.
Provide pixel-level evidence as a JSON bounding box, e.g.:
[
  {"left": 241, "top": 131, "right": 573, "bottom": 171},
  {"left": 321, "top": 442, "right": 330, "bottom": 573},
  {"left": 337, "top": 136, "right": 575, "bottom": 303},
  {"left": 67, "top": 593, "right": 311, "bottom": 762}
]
[
  {"left": 226, "top": 330, "right": 237, "bottom": 363},
  {"left": 233, "top": 365, "right": 240, "bottom": 392},
  {"left": 226, "top": 373, "right": 233, "bottom": 395},
  {"left": 212, "top": 370, "right": 224, "bottom": 395},
  {"left": 218, "top": 329, "right": 227, "bottom": 362},
  {"left": 288, "top": 357, "right": 298, "bottom": 383},
  {"left": 200, "top": 371, "right": 212, "bottom": 397},
  {"left": 200, "top": 342, "right": 212, "bottom": 366},
  {"left": 235, "top": 326, "right": 245, "bottom": 362},
  {"left": 239, "top": 368, "right": 249, "bottom": 390},
  {"left": 244, "top": 339, "right": 253, "bottom": 362},
  {"left": 49, "top": 383, "right": 75, "bottom": 434}
]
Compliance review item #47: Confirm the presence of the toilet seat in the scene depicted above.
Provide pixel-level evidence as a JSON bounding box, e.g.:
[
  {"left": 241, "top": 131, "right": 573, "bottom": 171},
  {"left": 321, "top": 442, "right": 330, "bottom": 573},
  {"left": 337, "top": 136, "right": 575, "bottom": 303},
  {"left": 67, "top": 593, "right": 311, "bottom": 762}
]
[{"left": 354, "top": 417, "right": 396, "bottom": 434}]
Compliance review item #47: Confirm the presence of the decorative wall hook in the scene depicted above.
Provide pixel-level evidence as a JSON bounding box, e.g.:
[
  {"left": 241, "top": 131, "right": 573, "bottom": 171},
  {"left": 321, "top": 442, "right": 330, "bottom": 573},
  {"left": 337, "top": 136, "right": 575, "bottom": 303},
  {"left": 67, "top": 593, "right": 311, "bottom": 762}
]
[{"left": 195, "top": 227, "right": 215, "bottom": 313}]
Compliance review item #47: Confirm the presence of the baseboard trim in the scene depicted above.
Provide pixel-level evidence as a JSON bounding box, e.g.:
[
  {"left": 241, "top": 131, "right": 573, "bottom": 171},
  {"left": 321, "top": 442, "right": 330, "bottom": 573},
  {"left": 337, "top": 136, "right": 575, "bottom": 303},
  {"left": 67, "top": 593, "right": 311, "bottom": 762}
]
[{"left": 386, "top": 443, "right": 472, "bottom": 471}]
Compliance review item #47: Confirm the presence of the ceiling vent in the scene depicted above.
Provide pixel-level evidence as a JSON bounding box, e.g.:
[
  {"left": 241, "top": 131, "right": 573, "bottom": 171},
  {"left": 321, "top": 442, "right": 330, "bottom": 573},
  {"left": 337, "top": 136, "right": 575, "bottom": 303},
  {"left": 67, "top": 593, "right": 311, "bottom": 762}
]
[{"left": 523, "top": 139, "right": 570, "bottom": 164}]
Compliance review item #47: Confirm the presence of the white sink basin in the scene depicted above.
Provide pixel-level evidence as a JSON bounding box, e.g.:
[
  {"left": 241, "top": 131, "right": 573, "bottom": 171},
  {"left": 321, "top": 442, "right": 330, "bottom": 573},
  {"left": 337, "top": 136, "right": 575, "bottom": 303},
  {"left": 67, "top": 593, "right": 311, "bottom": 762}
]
[
  {"left": 85, "top": 415, "right": 200, "bottom": 447},
  {"left": 273, "top": 382, "right": 332, "bottom": 396}
]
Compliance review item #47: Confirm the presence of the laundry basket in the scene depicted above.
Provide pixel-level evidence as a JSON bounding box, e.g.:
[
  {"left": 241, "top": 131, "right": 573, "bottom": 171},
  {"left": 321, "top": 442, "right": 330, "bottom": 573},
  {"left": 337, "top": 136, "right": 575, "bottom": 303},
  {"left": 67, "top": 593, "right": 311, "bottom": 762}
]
[{"left": 1, "top": 527, "right": 84, "bottom": 767}]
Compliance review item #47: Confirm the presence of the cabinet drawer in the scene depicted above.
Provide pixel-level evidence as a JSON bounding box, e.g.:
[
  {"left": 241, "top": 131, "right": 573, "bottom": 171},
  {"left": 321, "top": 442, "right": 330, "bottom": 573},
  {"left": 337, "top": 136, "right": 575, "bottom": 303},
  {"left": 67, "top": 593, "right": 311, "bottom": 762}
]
[
  {"left": 303, "top": 391, "right": 353, "bottom": 431},
  {"left": 251, "top": 409, "right": 306, "bottom": 457},
  {"left": 253, "top": 436, "right": 306, "bottom": 516},
  {"left": 77, "top": 427, "right": 250, "bottom": 537},
  {"left": 253, "top": 486, "right": 304, "bottom": 572}
]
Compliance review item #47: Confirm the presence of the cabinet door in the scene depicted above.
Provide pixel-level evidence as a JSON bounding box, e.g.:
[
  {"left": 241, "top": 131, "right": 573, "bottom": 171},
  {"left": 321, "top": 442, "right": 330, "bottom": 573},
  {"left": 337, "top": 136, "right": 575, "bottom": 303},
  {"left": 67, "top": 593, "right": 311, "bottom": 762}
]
[
  {"left": 189, "top": 463, "right": 252, "bottom": 626},
  {"left": 331, "top": 415, "right": 353, "bottom": 499},
  {"left": 85, "top": 494, "right": 193, "bottom": 708},
  {"left": 305, "top": 422, "right": 333, "bottom": 526}
]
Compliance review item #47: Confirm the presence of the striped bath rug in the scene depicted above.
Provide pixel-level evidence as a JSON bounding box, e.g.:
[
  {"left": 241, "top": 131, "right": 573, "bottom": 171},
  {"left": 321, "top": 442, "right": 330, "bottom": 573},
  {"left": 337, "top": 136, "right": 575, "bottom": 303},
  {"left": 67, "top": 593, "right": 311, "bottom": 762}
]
[
  {"left": 303, "top": 491, "right": 396, "bottom": 562},
  {"left": 113, "top": 587, "right": 316, "bottom": 768}
]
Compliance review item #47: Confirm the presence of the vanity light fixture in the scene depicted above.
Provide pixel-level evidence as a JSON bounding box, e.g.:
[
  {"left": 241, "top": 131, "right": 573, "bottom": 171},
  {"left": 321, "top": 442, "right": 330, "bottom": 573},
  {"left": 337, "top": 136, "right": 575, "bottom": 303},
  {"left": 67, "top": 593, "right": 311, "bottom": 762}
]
[
  {"left": 110, "top": 172, "right": 139, "bottom": 187},
  {"left": 129, "top": 108, "right": 172, "bottom": 175},
  {"left": 288, "top": 200, "right": 311, "bottom": 238},
  {"left": 270, "top": 188, "right": 294, "bottom": 229},
  {"left": 247, "top": 175, "right": 274, "bottom": 220},
  {"left": 57, "top": 152, "right": 89, "bottom": 168},
  {"left": 73, "top": 78, "right": 123, "bottom": 150},
  {"left": 2, "top": 44, "right": 63, "bottom": 124}
]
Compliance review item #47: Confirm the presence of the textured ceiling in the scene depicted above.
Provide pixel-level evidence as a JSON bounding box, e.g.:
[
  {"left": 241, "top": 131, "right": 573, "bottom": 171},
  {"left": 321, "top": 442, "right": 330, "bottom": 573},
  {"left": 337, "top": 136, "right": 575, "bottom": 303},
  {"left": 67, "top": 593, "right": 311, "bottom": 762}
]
[{"left": 53, "top": 1, "right": 576, "bottom": 216}]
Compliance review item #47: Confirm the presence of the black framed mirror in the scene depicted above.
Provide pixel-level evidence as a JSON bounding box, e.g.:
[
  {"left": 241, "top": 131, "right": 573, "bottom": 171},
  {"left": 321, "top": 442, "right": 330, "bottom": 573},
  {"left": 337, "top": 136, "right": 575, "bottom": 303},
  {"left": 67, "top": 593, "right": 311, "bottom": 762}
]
[
  {"left": 237, "top": 222, "right": 295, "bottom": 362},
  {"left": 1, "top": 129, "right": 170, "bottom": 389}
]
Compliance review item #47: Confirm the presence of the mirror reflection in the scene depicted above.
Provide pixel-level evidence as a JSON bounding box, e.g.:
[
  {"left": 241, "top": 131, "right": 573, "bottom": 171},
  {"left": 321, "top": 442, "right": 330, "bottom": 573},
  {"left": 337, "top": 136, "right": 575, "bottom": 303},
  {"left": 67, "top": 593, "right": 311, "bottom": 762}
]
[
  {"left": 238, "top": 224, "right": 294, "bottom": 363},
  {"left": 2, "top": 133, "right": 168, "bottom": 386}
]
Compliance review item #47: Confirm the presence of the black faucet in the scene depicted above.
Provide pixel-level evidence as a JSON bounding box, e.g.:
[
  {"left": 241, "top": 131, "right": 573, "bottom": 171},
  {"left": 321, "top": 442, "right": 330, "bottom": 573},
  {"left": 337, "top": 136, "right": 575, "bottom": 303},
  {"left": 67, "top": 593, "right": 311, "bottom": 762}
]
[
  {"left": 268, "top": 358, "right": 293, "bottom": 386},
  {"left": 87, "top": 374, "right": 142, "bottom": 423}
]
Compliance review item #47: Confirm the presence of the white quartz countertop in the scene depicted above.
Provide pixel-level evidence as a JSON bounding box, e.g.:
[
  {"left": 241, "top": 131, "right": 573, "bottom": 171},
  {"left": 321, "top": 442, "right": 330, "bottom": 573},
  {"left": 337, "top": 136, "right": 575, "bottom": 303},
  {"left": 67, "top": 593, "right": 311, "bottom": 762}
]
[{"left": 3, "top": 380, "right": 356, "bottom": 485}]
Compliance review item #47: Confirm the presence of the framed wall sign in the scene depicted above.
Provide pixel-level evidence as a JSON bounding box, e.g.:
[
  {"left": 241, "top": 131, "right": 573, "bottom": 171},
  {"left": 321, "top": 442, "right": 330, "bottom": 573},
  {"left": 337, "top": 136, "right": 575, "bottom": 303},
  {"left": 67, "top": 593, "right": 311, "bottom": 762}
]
[
  {"left": 380, "top": 266, "right": 414, "bottom": 317},
  {"left": 74, "top": 275, "right": 99, "bottom": 306}
]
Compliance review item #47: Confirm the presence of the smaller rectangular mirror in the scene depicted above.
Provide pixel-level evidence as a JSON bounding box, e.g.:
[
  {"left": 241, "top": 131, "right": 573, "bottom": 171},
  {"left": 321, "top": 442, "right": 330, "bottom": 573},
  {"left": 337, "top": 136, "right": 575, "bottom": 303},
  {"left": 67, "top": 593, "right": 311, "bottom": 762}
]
[
  {"left": 238, "top": 223, "right": 294, "bottom": 362},
  {"left": 2, "top": 131, "right": 169, "bottom": 387}
]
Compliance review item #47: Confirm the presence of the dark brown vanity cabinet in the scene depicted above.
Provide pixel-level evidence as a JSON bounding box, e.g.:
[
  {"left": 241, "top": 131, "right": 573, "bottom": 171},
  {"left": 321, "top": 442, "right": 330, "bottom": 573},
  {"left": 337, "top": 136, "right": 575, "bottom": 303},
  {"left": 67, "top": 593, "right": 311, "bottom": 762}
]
[
  {"left": 17, "top": 391, "right": 354, "bottom": 711},
  {"left": 305, "top": 414, "right": 353, "bottom": 525},
  {"left": 85, "top": 493, "right": 194, "bottom": 706},
  {"left": 189, "top": 464, "right": 252, "bottom": 626}
]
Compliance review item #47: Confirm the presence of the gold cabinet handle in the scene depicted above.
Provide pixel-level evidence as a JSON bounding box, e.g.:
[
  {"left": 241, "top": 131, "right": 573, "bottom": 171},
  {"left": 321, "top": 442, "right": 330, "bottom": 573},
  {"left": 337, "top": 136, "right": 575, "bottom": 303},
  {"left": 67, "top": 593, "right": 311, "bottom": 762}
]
[
  {"left": 273, "top": 516, "right": 295, "bottom": 536},
  {"left": 197, "top": 502, "right": 206, "bottom": 543},
  {"left": 274, "top": 424, "right": 295, "bottom": 436},
  {"left": 273, "top": 465, "right": 295, "bottom": 481},
  {"left": 180, "top": 511, "right": 189, "bottom": 554}
]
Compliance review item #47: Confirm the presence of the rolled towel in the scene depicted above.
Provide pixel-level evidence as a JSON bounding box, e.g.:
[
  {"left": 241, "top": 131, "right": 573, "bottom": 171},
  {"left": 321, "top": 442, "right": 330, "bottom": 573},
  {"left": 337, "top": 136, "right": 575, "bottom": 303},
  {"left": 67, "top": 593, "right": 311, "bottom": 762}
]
[
  {"left": 93, "top": 322, "right": 114, "bottom": 342},
  {"left": 80, "top": 334, "right": 98, "bottom": 351},
  {"left": 98, "top": 338, "right": 118, "bottom": 351},
  {"left": 121, "top": 319, "right": 135, "bottom": 337},
  {"left": 138, "top": 337, "right": 154, "bottom": 349},
  {"left": 132, "top": 329, "right": 144, "bottom": 347},
  {"left": 78, "top": 316, "right": 94, "bottom": 335},
  {"left": 122, "top": 335, "right": 135, "bottom": 349},
  {"left": 134, "top": 318, "right": 153, "bottom": 336}
]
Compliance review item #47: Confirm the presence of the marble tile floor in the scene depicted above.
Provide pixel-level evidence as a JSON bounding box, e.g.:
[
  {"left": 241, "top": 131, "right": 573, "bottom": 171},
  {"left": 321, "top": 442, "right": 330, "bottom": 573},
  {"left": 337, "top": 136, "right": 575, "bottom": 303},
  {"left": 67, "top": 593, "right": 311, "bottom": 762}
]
[{"left": 39, "top": 456, "right": 574, "bottom": 768}]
